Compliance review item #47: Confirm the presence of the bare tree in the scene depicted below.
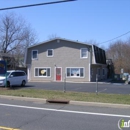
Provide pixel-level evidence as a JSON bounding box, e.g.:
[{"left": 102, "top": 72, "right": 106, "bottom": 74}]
[
  {"left": 0, "top": 12, "right": 37, "bottom": 67},
  {"left": 106, "top": 40, "right": 130, "bottom": 74},
  {"left": 48, "top": 34, "right": 59, "bottom": 40}
]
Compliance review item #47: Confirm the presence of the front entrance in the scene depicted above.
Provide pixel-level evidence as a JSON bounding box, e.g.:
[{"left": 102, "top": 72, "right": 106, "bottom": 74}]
[{"left": 55, "top": 68, "right": 62, "bottom": 81}]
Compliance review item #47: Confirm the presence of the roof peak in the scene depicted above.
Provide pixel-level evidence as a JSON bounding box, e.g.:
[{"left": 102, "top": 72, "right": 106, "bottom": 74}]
[{"left": 28, "top": 37, "right": 92, "bottom": 49}]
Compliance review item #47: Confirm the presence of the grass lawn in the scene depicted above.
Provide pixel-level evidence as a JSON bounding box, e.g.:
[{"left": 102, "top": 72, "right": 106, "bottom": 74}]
[{"left": 0, "top": 88, "right": 130, "bottom": 104}]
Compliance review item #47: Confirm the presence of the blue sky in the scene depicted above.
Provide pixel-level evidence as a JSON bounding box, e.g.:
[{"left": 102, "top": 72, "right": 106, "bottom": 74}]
[{"left": 0, "top": 0, "right": 130, "bottom": 49}]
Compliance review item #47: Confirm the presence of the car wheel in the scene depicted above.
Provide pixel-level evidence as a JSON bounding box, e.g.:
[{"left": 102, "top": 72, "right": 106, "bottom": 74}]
[{"left": 21, "top": 80, "right": 26, "bottom": 87}]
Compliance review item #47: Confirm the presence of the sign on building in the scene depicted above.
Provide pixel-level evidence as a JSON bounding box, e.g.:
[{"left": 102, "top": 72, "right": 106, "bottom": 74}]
[{"left": 121, "top": 68, "right": 124, "bottom": 74}]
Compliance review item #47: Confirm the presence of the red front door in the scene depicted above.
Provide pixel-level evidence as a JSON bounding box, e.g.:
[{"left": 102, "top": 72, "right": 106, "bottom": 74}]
[{"left": 56, "top": 68, "right": 61, "bottom": 81}]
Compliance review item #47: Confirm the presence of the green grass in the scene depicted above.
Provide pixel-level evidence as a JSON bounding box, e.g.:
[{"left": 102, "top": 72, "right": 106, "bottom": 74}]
[{"left": 0, "top": 88, "right": 130, "bottom": 104}]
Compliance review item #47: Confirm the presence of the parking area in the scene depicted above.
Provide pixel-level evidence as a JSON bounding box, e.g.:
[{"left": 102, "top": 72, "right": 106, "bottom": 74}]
[{"left": 22, "top": 81, "right": 130, "bottom": 95}]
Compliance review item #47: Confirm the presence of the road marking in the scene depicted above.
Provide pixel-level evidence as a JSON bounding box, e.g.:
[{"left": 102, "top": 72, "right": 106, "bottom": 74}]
[
  {"left": 98, "top": 88, "right": 107, "bottom": 93},
  {"left": 112, "top": 83, "right": 123, "bottom": 85},
  {"left": 0, "top": 126, "right": 20, "bottom": 130},
  {"left": 0, "top": 103, "right": 130, "bottom": 118}
]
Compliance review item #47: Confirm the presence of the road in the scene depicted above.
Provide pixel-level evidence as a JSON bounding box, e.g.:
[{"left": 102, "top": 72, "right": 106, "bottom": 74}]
[
  {"left": 22, "top": 82, "right": 130, "bottom": 94},
  {"left": 0, "top": 98, "right": 130, "bottom": 130}
]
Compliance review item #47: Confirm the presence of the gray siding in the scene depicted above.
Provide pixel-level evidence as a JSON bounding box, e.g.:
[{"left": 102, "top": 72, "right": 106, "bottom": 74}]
[{"left": 26, "top": 39, "right": 91, "bottom": 82}]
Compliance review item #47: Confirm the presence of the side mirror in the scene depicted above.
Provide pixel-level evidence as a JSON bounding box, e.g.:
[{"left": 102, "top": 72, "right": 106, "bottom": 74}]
[{"left": 10, "top": 75, "right": 13, "bottom": 78}]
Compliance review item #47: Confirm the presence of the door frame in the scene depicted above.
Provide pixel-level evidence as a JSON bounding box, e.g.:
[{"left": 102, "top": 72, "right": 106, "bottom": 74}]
[{"left": 54, "top": 67, "right": 62, "bottom": 81}]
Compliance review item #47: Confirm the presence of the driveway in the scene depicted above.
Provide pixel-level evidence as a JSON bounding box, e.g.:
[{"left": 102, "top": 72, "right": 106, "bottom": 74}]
[{"left": 23, "top": 81, "right": 130, "bottom": 94}]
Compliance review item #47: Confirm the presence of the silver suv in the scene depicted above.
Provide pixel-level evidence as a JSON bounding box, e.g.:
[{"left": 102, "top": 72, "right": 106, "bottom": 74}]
[
  {"left": 0, "top": 70, "right": 27, "bottom": 87},
  {"left": 128, "top": 75, "right": 130, "bottom": 84}
]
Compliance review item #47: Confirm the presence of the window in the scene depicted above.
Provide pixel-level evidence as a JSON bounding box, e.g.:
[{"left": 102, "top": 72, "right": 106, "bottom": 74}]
[
  {"left": 35, "top": 68, "right": 51, "bottom": 77},
  {"left": 47, "top": 49, "right": 54, "bottom": 57},
  {"left": 10, "top": 72, "right": 16, "bottom": 77},
  {"left": 80, "top": 48, "right": 88, "bottom": 58},
  {"left": 11, "top": 72, "right": 26, "bottom": 77},
  {"left": 66, "top": 68, "right": 84, "bottom": 77},
  {"left": 15, "top": 72, "right": 24, "bottom": 76},
  {"left": 32, "top": 50, "right": 38, "bottom": 59}
]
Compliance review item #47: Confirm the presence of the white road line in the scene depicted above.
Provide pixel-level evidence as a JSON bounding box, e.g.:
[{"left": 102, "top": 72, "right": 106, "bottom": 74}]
[
  {"left": 0, "top": 103, "right": 130, "bottom": 118},
  {"left": 112, "top": 83, "right": 123, "bottom": 85},
  {"left": 98, "top": 88, "right": 107, "bottom": 93}
]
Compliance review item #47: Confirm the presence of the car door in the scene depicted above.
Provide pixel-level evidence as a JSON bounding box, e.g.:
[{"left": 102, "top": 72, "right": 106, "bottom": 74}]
[
  {"left": 8, "top": 72, "right": 17, "bottom": 85},
  {"left": 15, "top": 72, "right": 22, "bottom": 85}
]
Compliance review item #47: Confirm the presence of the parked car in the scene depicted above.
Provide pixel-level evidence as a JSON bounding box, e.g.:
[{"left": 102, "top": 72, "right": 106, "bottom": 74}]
[
  {"left": 128, "top": 75, "right": 130, "bottom": 84},
  {"left": 0, "top": 70, "right": 27, "bottom": 87},
  {"left": 122, "top": 73, "right": 129, "bottom": 80}
]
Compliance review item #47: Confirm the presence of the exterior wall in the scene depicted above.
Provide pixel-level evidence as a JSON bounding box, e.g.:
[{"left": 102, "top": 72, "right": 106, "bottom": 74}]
[
  {"left": 26, "top": 39, "right": 91, "bottom": 82},
  {"left": 91, "top": 64, "right": 107, "bottom": 82}
]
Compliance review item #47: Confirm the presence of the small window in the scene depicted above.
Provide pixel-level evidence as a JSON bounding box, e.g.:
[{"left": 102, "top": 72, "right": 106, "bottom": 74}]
[
  {"left": 47, "top": 49, "right": 54, "bottom": 57},
  {"left": 80, "top": 48, "right": 88, "bottom": 58},
  {"left": 32, "top": 50, "right": 38, "bottom": 59},
  {"left": 35, "top": 68, "right": 51, "bottom": 77},
  {"left": 66, "top": 68, "right": 84, "bottom": 77}
]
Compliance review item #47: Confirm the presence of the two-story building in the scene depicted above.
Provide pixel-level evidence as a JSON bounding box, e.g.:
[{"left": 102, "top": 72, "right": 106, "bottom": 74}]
[{"left": 25, "top": 38, "right": 107, "bottom": 82}]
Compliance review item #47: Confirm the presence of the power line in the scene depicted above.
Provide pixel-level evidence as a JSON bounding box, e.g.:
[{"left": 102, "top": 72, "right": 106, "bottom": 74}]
[
  {"left": 99, "top": 31, "right": 130, "bottom": 44},
  {"left": 0, "top": 0, "right": 76, "bottom": 11}
]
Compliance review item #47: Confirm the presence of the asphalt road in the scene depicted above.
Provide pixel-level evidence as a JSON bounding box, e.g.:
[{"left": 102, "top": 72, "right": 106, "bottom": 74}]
[
  {"left": 0, "top": 98, "right": 130, "bottom": 130},
  {"left": 22, "top": 81, "right": 130, "bottom": 94}
]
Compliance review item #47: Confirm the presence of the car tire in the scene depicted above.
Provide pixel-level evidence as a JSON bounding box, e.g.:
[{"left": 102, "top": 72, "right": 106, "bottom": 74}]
[{"left": 21, "top": 80, "right": 26, "bottom": 87}]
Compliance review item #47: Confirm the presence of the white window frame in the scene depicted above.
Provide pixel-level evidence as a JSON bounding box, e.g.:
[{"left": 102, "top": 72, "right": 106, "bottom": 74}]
[
  {"left": 32, "top": 50, "right": 38, "bottom": 60},
  {"left": 66, "top": 67, "right": 85, "bottom": 78},
  {"left": 80, "top": 48, "right": 88, "bottom": 58},
  {"left": 47, "top": 49, "right": 54, "bottom": 57},
  {"left": 34, "top": 67, "right": 51, "bottom": 77}
]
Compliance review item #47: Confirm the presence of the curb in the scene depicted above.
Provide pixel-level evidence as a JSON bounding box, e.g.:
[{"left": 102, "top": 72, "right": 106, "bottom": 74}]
[
  {"left": 28, "top": 81, "right": 111, "bottom": 84},
  {"left": 70, "top": 101, "right": 130, "bottom": 108},
  {"left": 0, "top": 95, "right": 46, "bottom": 102},
  {"left": 0, "top": 95, "right": 130, "bottom": 108}
]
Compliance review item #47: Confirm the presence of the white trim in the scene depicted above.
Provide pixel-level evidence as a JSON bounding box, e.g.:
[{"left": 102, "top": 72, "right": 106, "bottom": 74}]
[
  {"left": 32, "top": 50, "right": 38, "bottom": 60},
  {"left": 80, "top": 48, "right": 88, "bottom": 59},
  {"left": 27, "top": 65, "right": 31, "bottom": 80},
  {"left": 89, "top": 64, "right": 91, "bottom": 82},
  {"left": 54, "top": 67, "right": 62, "bottom": 81},
  {"left": 46, "top": 49, "right": 54, "bottom": 57},
  {"left": 34, "top": 67, "right": 51, "bottom": 77},
  {"left": 66, "top": 67, "right": 85, "bottom": 78},
  {"left": 92, "top": 45, "right": 96, "bottom": 64}
]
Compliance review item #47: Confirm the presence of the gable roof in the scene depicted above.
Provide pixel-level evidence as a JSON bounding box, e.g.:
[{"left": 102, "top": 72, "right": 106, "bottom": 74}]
[{"left": 28, "top": 38, "right": 92, "bottom": 49}]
